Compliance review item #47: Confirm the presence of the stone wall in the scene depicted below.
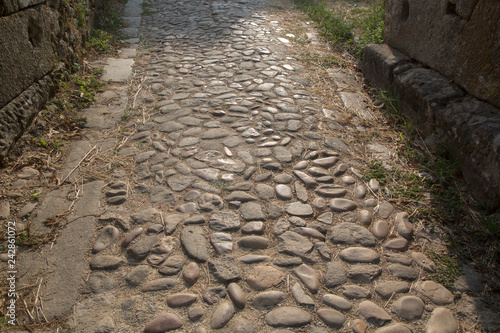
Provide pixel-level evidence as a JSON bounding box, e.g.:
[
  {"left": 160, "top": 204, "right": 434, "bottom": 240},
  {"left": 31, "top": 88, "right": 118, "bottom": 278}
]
[
  {"left": 0, "top": 0, "right": 103, "bottom": 163},
  {"left": 384, "top": 0, "right": 500, "bottom": 109},
  {"left": 364, "top": 0, "right": 500, "bottom": 210}
]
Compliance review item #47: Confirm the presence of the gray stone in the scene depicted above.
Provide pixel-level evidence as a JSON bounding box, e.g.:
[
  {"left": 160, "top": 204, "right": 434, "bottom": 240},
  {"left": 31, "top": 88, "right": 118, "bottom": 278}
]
[
  {"left": 377, "top": 201, "right": 394, "bottom": 218},
  {"left": 183, "top": 262, "right": 200, "bottom": 285},
  {"left": 324, "top": 137, "right": 349, "bottom": 152},
  {"left": 324, "top": 262, "right": 347, "bottom": 288},
  {"left": 158, "top": 255, "right": 186, "bottom": 275},
  {"left": 396, "top": 212, "right": 413, "bottom": 239},
  {"left": 322, "top": 294, "right": 352, "bottom": 311},
  {"left": 293, "top": 170, "right": 318, "bottom": 188},
  {"left": 226, "top": 191, "right": 257, "bottom": 202},
  {"left": 425, "top": 307, "right": 458, "bottom": 333},
  {"left": 285, "top": 202, "right": 313, "bottom": 217},
  {"left": 339, "top": 247, "right": 380, "bottom": 264},
  {"left": 163, "top": 214, "right": 184, "bottom": 235},
  {"left": 317, "top": 308, "right": 345, "bottom": 329},
  {"left": 385, "top": 253, "right": 413, "bottom": 266},
  {"left": 315, "top": 185, "right": 347, "bottom": 198},
  {"left": 265, "top": 307, "right": 312, "bottom": 327},
  {"left": 210, "top": 211, "right": 241, "bottom": 231},
  {"left": 274, "top": 146, "right": 292, "bottom": 163},
  {"left": 384, "top": 238, "right": 409, "bottom": 251},
  {"left": 388, "top": 264, "right": 419, "bottom": 281},
  {"left": 251, "top": 291, "right": 286, "bottom": 309},
  {"left": 330, "top": 222, "right": 376, "bottom": 247},
  {"left": 278, "top": 231, "right": 319, "bottom": 262},
  {"left": 246, "top": 265, "right": 285, "bottom": 291},
  {"left": 125, "top": 265, "right": 150, "bottom": 286},
  {"left": 211, "top": 233, "right": 233, "bottom": 254},
  {"left": 392, "top": 296, "right": 425, "bottom": 321},
  {"left": 240, "top": 202, "right": 266, "bottom": 221},
  {"left": 375, "top": 281, "right": 411, "bottom": 299},
  {"left": 291, "top": 283, "right": 314, "bottom": 306},
  {"left": 329, "top": 198, "right": 357, "bottom": 212},
  {"left": 209, "top": 257, "right": 241, "bottom": 282},
  {"left": 375, "top": 324, "right": 412, "bottom": 333},
  {"left": 293, "top": 264, "right": 320, "bottom": 294},
  {"left": 372, "top": 220, "right": 390, "bottom": 239},
  {"left": 90, "top": 255, "right": 124, "bottom": 270},
  {"left": 93, "top": 226, "right": 120, "bottom": 253},
  {"left": 416, "top": 281, "right": 454, "bottom": 305},
  {"left": 238, "top": 236, "right": 269, "bottom": 249},
  {"left": 188, "top": 305, "right": 205, "bottom": 321},
  {"left": 255, "top": 184, "right": 275, "bottom": 200},
  {"left": 127, "top": 236, "right": 159, "bottom": 260},
  {"left": 358, "top": 300, "right": 392, "bottom": 326},
  {"left": 180, "top": 226, "right": 209, "bottom": 262},
  {"left": 410, "top": 252, "right": 435, "bottom": 273},
  {"left": 343, "top": 285, "right": 371, "bottom": 299},
  {"left": 141, "top": 278, "right": 177, "bottom": 292},
  {"left": 348, "top": 265, "right": 382, "bottom": 284}
]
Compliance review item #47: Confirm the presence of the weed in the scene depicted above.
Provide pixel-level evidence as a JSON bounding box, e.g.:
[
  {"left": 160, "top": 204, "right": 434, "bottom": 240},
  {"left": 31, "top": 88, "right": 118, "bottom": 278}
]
[
  {"left": 142, "top": 3, "right": 157, "bottom": 15},
  {"left": 363, "top": 160, "right": 387, "bottom": 184},
  {"left": 427, "top": 250, "right": 462, "bottom": 289},
  {"left": 31, "top": 190, "right": 41, "bottom": 201},
  {"left": 354, "top": 0, "right": 385, "bottom": 58},
  {"left": 87, "top": 29, "right": 115, "bottom": 54}
]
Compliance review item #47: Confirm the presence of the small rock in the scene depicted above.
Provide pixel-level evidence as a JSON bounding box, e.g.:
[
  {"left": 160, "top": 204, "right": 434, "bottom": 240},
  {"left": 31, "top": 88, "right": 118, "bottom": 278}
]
[
  {"left": 291, "top": 283, "right": 314, "bottom": 306},
  {"left": 339, "top": 247, "right": 380, "bottom": 264},
  {"left": 322, "top": 294, "right": 352, "bottom": 311},
  {"left": 251, "top": 291, "right": 286, "bottom": 309},
  {"left": 330, "top": 223, "right": 376, "bottom": 247},
  {"left": 210, "top": 301, "right": 235, "bottom": 329},
  {"left": 375, "top": 324, "right": 412, "bottom": 333},
  {"left": 167, "top": 293, "right": 198, "bottom": 307},
  {"left": 317, "top": 308, "right": 345, "bottom": 328},
  {"left": 375, "top": 281, "right": 410, "bottom": 299},
  {"left": 246, "top": 265, "right": 285, "bottom": 291},
  {"left": 329, "top": 198, "right": 357, "bottom": 212},
  {"left": 285, "top": 202, "right": 314, "bottom": 217},
  {"left": 416, "top": 281, "right": 454, "bottom": 305},
  {"left": 396, "top": 212, "right": 413, "bottom": 239},
  {"left": 183, "top": 262, "right": 200, "bottom": 285},
  {"left": 90, "top": 255, "right": 124, "bottom": 270},
  {"left": 238, "top": 236, "right": 269, "bottom": 249},
  {"left": 181, "top": 226, "right": 209, "bottom": 262},
  {"left": 228, "top": 283, "right": 246, "bottom": 309},
  {"left": 93, "top": 226, "right": 120, "bottom": 253},
  {"left": 125, "top": 265, "right": 150, "bottom": 286},
  {"left": 343, "top": 285, "right": 371, "bottom": 299},
  {"left": 265, "top": 307, "right": 312, "bottom": 327},
  {"left": 188, "top": 306, "right": 205, "bottom": 321},
  {"left": 144, "top": 312, "right": 183, "bottom": 332},
  {"left": 324, "top": 262, "right": 347, "bottom": 288},
  {"left": 410, "top": 251, "right": 435, "bottom": 273},
  {"left": 158, "top": 255, "right": 186, "bottom": 275},
  {"left": 211, "top": 232, "right": 233, "bottom": 254},
  {"left": 358, "top": 300, "right": 392, "bottom": 326},
  {"left": 425, "top": 307, "right": 458, "bottom": 333},
  {"left": 209, "top": 257, "right": 241, "bottom": 283},
  {"left": 388, "top": 264, "right": 419, "bottom": 281},
  {"left": 392, "top": 296, "right": 425, "bottom": 321},
  {"left": 383, "top": 237, "right": 409, "bottom": 251},
  {"left": 293, "top": 264, "right": 319, "bottom": 293},
  {"left": 141, "top": 278, "right": 177, "bottom": 292}
]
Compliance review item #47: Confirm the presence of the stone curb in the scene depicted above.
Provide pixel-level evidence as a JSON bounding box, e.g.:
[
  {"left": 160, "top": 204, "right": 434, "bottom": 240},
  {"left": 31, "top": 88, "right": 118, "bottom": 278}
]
[{"left": 363, "top": 43, "right": 500, "bottom": 210}]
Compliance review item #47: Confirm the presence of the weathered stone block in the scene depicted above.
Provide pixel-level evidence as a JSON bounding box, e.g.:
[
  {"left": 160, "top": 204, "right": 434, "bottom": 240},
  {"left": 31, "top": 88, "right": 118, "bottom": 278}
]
[
  {"left": 433, "top": 98, "right": 500, "bottom": 209},
  {"left": 385, "top": 0, "right": 500, "bottom": 108},
  {"left": 393, "top": 68, "right": 464, "bottom": 127},
  {"left": 0, "top": 5, "right": 59, "bottom": 109},
  {"left": 362, "top": 44, "right": 411, "bottom": 90}
]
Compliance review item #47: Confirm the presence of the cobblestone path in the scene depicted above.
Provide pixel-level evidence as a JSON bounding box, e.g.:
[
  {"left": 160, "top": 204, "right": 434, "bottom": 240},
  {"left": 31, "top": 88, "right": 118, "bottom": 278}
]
[{"left": 8, "top": 0, "right": 492, "bottom": 332}]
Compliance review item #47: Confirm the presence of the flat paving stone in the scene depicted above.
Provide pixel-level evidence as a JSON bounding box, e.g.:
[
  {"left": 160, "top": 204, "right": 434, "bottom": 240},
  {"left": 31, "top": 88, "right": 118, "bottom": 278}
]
[{"left": 265, "top": 307, "right": 312, "bottom": 327}]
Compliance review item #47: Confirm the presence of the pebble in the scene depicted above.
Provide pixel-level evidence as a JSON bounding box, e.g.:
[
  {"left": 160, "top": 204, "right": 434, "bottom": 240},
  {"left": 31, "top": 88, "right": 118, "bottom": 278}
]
[
  {"left": 125, "top": 265, "right": 150, "bottom": 286},
  {"left": 372, "top": 220, "right": 390, "bottom": 239},
  {"left": 241, "top": 221, "right": 265, "bottom": 234},
  {"left": 358, "top": 300, "right": 392, "bottom": 326},
  {"left": 238, "top": 236, "right": 269, "bottom": 249},
  {"left": 93, "top": 226, "right": 120, "bottom": 253},
  {"left": 188, "top": 306, "right": 205, "bottom": 321},
  {"left": 158, "top": 255, "right": 186, "bottom": 275},
  {"left": 315, "top": 184, "right": 347, "bottom": 197},
  {"left": 285, "top": 202, "right": 313, "bottom": 217},
  {"left": 246, "top": 265, "right": 285, "bottom": 291},
  {"left": 410, "top": 251, "right": 435, "bottom": 272},
  {"left": 339, "top": 247, "right": 380, "bottom": 264},
  {"left": 228, "top": 283, "right": 246, "bottom": 309},
  {"left": 181, "top": 226, "right": 209, "bottom": 262},
  {"left": 348, "top": 265, "right": 382, "bottom": 283},
  {"left": 329, "top": 198, "right": 357, "bottom": 212},
  {"left": 317, "top": 308, "right": 345, "bottom": 328},
  {"left": 375, "top": 324, "right": 412, "bottom": 333},
  {"left": 383, "top": 237, "right": 409, "bottom": 251},
  {"left": 144, "top": 313, "right": 182, "bottom": 333},
  {"left": 388, "top": 264, "right": 419, "bottom": 281},
  {"left": 167, "top": 293, "right": 197, "bottom": 307},
  {"left": 324, "top": 262, "right": 347, "bottom": 287},
  {"left": 210, "top": 301, "right": 235, "bottom": 329},
  {"left": 343, "top": 285, "right": 371, "bottom": 299},
  {"left": 183, "top": 262, "right": 200, "bottom": 285},
  {"left": 265, "top": 307, "right": 312, "bottom": 327},
  {"left": 252, "top": 290, "right": 286, "bottom": 309},
  {"left": 322, "top": 294, "right": 352, "bottom": 311},
  {"left": 209, "top": 257, "right": 241, "bottom": 283},
  {"left": 391, "top": 295, "right": 425, "bottom": 321},
  {"left": 141, "top": 278, "right": 177, "bottom": 292},
  {"left": 127, "top": 236, "right": 159, "bottom": 260},
  {"left": 240, "top": 202, "right": 266, "bottom": 220},
  {"left": 330, "top": 222, "right": 376, "bottom": 246},
  {"left": 278, "top": 231, "right": 319, "bottom": 262},
  {"left": 121, "top": 228, "right": 143, "bottom": 248},
  {"left": 375, "top": 281, "right": 410, "bottom": 299},
  {"left": 291, "top": 282, "right": 314, "bottom": 306},
  {"left": 425, "top": 307, "right": 458, "bottom": 333},
  {"left": 203, "top": 286, "right": 226, "bottom": 305},
  {"left": 211, "top": 232, "right": 233, "bottom": 254},
  {"left": 416, "top": 281, "right": 454, "bottom": 305},
  {"left": 293, "top": 264, "right": 320, "bottom": 293},
  {"left": 90, "top": 255, "right": 124, "bottom": 270},
  {"left": 396, "top": 212, "right": 413, "bottom": 239}
]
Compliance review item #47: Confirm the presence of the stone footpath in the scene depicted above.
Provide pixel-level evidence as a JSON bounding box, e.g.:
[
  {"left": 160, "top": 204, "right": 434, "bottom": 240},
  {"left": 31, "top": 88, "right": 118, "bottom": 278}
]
[{"left": 6, "top": 0, "right": 499, "bottom": 332}]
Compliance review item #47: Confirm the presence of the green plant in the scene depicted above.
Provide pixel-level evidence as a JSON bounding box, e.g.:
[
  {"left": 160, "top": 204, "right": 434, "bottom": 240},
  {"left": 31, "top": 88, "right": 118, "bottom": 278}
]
[
  {"left": 141, "top": 2, "right": 157, "bottom": 15},
  {"left": 364, "top": 160, "right": 387, "bottom": 184},
  {"left": 87, "top": 29, "right": 114, "bottom": 54},
  {"left": 354, "top": 0, "right": 385, "bottom": 58},
  {"left": 295, "top": 0, "right": 353, "bottom": 46},
  {"left": 427, "top": 250, "right": 462, "bottom": 289}
]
